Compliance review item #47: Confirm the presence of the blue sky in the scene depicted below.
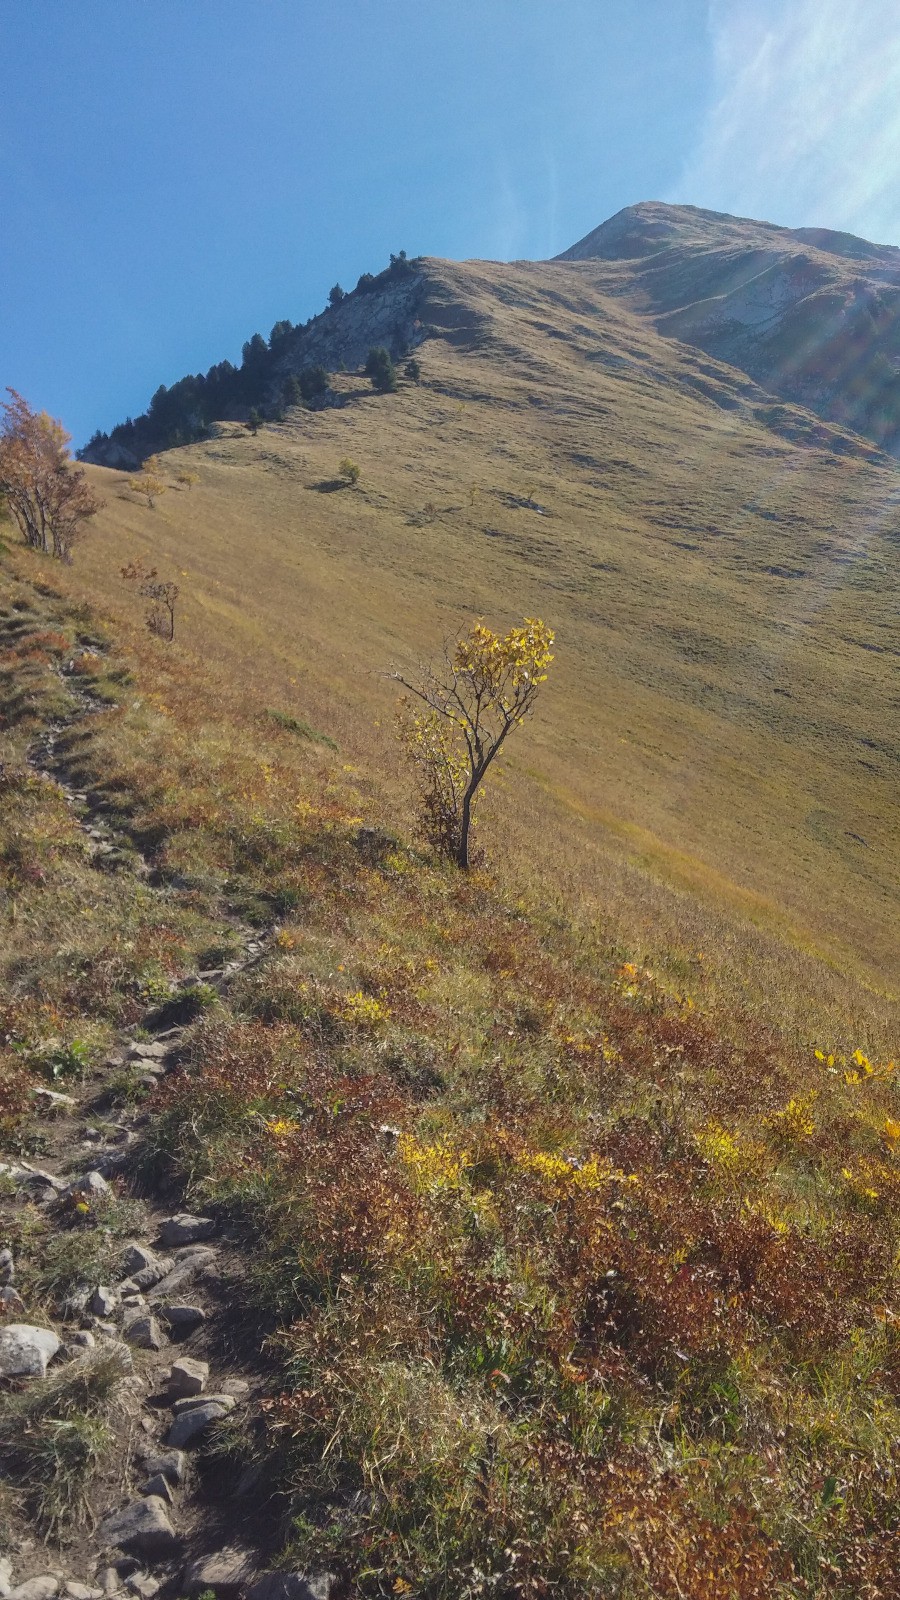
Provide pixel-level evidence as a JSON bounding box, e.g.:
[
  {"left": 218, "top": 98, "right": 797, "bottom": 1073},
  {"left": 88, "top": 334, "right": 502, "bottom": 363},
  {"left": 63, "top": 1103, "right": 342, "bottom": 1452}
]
[{"left": 2, "top": 1, "right": 899, "bottom": 445}]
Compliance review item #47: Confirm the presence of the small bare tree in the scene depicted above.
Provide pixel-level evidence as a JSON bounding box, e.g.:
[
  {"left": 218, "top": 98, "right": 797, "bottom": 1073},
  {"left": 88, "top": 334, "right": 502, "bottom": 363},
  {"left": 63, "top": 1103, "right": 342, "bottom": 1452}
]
[
  {"left": 122, "top": 560, "right": 179, "bottom": 641},
  {"left": 393, "top": 618, "right": 554, "bottom": 869},
  {"left": 0, "top": 389, "right": 101, "bottom": 561}
]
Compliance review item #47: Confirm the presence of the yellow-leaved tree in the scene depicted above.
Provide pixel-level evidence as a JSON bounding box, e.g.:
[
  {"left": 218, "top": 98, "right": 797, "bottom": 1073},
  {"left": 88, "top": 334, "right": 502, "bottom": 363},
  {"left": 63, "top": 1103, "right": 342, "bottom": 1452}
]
[{"left": 394, "top": 617, "right": 554, "bottom": 869}]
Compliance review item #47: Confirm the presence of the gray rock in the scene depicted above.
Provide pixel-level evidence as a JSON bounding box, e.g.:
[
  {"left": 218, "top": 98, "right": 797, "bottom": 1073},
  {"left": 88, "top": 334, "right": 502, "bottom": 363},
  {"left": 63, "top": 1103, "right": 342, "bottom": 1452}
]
[
  {"left": 99, "top": 1497, "right": 179, "bottom": 1557},
  {"left": 130, "top": 1259, "right": 175, "bottom": 1292},
  {"left": 183, "top": 1549, "right": 257, "bottom": 1596},
  {"left": 124, "top": 1579, "right": 158, "bottom": 1600},
  {"left": 122, "top": 1312, "right": 163, "bottom": 1351},
  {"left": 246, "top": 1576, "right": 333, "bottom": 1600},
  {"left": 94, "top": 1571, "right": 119, "bottom": 1597},
  {"left": 120, "top": 1244, "right": 159, "bottom": 1277},
  {"left": 0, "top": 1323, "right": 60, "bottom": 1378},
  {"left": 139, "top": 1473, "right": 173, "bottom": 1505},
  {"left": 147, "top": 1252, "right": 215, "bottom": 1301},
  {"left": 166, "top": 1401, "right": 231, "bottom": 1448},
  {"left": 158, "top": 1304, "right": 205, "bottom": 1334},
  {"left": 219, "top": 1377, "right": 250, "bottom": 1398},
  {"left": 168, "top": 1356, "right": 208, "bottom": 1396},
  {"left": 158, "top": 1215, "right": 216, "bottom": 1248},
  {"left": 126, "top": 1041, "right": 169, "bottom": 1061},
  {"left": 138, "top": 1449, "right": 185, "bottom": 1486},
  {"left": 63, "top": 1171, "right": 110, "bottom": 1203},
  {"left": 70, "top": 1329, "right": 96, "bottom": 1348},
  {"left": 64, "top": 1584, "right": 103, "bottom": 1600},
  {"left": 0, "top": 1286, "right": 26, "bottom": 1315},
  {"left": 91, "top": 1286, "right": 119, "bottom": 1318},
  {"left": 9, "top": 1581, "right": 59, "bottom": 1600},
  {"left": 0, "top": 1556, "right": 13, "bottom": 1599},
  {"left": 0, "top": 1247, "right": 13, "bottom": 1283},
  {"left": 171, "top": 1393, "right": 236, "bottom": 1415},
  {"left": 31, "top": 1087, "right": 76, "bottom": 1109}
]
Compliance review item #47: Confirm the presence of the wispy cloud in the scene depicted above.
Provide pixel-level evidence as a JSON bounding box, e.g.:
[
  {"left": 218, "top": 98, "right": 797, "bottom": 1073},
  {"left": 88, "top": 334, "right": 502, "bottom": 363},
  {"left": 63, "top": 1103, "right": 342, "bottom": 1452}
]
[{"left": 673, "top": 0, "right": 900, "bottom": 244}]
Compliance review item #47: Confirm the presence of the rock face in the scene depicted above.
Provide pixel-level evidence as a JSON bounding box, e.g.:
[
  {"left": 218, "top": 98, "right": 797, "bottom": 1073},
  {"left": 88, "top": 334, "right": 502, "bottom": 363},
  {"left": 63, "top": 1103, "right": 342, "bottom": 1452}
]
[
  {"left": 0, "top": 1323, "right": 60, "bottom": 1378},
  {"left": 555, "top": 200, "right": 900, "bottom": 456},
  {"left": 99, "top": 1497, "right": 179, "bottom": 1556}
]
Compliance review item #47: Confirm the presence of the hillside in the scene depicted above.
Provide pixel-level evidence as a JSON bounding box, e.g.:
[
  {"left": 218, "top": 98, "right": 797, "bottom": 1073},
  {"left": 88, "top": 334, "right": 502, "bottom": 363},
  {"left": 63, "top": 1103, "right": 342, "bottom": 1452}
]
[
  {"left": 68, "top": 229, "right": 900, "bottom": 1014},
  {"left": 1, "top": 202, "right": 899, "bottom": 1600}
]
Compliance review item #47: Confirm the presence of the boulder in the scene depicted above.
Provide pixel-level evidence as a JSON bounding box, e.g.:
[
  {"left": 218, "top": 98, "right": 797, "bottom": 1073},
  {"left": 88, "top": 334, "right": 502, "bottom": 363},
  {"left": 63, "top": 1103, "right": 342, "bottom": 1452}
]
[
  {"left": 0, "top": 1324, "right": 60, "bottom": 1378},
  {"left": 63, "top": 1584, "right": 103, "bottom": 1600},
  {"left": 246, "top": 1577, "right": 333, "bottom": 1600},
  {"left": 0, "top": 1286, "right": 26, "bottom": 1315},
  {"left": 99, "top": 1498, "right": 179, "bottom": 1557},
  {"left": 0, "top": 1556, "right": 13, "bottom": 1599},
  {"left": 90, "top": 1287, "right": 119, "bottom": 1318},
  {"left": 9, "top": 1581, "right": 60, "bottom": 1600},
  {"left": 171, "top": 1393, "right": 235, "bottom": 1415},
  {"left": 147, "top": 1252, "right": 216, "bottom": 1301},
  {"left": 182, "top": 1549, "right": 257, "bottom": 1596},
  {"left": 0, "top": 1247, "right": 15, "bottom": 1283},
  {"left": 166, "top": 1401, "right": 231, "bottom": 1449},
  {"left": 124, "top": 1580, "right": 158, "bottom": 1600},
  {"left": 125, "top": 1040, "right": 170, "bottom": 1061},
  {"left": 139, "top": 1474, "right": 173, "bottom": 1505},
  {"left": 120, "top": 1245, "right": 160, "bottom": 1277},
  {"left": 168, "top": 1357, "right": 208, "bottom": 1396},
  {"left": 158, "top": 1215, "right": 216, "bottom": 1249},
  {"left": 158, "top": 1305, "right": 205, "bottom": 1335},
  {"left": 63, "top": 1171, "right": 110, "bottom": 1203},
  {"left": 138, "top": 1448, "right": 185, "bottom": 1486},
  {"left": 122, "top": 1312, "right": 164, "bottom": 1351}
]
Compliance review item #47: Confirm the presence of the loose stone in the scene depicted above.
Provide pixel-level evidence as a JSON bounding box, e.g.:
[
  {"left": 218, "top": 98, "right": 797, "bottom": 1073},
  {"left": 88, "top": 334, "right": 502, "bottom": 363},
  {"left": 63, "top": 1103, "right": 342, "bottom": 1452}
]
[
  {"left": 0, "top": 1324, "right": 61, "bottom": 1378},
  {"left": 158, "top": 1215, "right": 216, "bottom": 1248},
  {"left": 138, "top": 1449, "right": 185, "bottom": 1486},
  {"left": 166, "top": 1401, "right": 231, "bottom": 1449},
  {"left": 168, "top": 1356, "right": 208, "bottom": 1396},
  {"left": 98, "top": 1498, "right": 179, "bottom": 1557},
  {"left": 182, "top": 1549, "right": 257, "bottom": 1596}
]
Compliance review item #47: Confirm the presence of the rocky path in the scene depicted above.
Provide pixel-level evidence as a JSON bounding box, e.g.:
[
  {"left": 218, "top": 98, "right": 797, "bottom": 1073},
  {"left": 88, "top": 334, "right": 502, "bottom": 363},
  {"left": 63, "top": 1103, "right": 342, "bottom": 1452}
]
[{"left": 1, "top": 656, "right": 328, "bottom": 1599}]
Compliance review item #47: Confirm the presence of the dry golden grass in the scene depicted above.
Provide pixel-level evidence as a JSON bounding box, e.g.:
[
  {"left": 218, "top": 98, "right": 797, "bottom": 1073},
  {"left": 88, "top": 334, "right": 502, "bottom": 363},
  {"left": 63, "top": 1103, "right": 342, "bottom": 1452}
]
[{"left": 31, "top": 253, "right": 900, "bottom": 1037}]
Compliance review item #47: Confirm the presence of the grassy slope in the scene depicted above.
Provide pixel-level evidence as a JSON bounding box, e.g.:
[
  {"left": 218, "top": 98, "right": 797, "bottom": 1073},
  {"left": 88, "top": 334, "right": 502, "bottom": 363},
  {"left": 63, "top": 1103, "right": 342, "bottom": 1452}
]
[
  {"left": 1, "top": 556, "right": 898, "bottom": 1597},
  {"left": 66, "top": 255, "right": 899, "bottom": 1037}
]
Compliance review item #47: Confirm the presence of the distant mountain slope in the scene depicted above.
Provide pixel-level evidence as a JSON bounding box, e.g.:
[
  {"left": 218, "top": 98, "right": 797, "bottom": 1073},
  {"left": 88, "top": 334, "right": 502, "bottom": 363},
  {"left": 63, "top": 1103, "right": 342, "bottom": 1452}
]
[
  {"left": 71, "top": 238, "right": 900, "bottom": 993},
  {"left": 557, "top": 201, "right": 900, "bottom": 453}
]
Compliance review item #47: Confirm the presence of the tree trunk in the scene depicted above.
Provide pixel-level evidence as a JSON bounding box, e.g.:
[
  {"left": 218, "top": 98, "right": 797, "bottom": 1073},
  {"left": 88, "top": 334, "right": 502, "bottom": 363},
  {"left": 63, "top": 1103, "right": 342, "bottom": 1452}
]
[{"left": 456, "top": 785, "right": 474, "bottom": 870}]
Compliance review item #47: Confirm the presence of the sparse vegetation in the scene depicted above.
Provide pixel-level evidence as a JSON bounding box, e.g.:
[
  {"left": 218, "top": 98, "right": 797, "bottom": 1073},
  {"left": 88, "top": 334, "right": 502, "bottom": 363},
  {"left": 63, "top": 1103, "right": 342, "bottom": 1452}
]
[
  {"left": 338, "top": 456, "right": 360, "bottom": 487},
  {"left": 0, "top": 1346, "right": 129, "bottom": 1536}
]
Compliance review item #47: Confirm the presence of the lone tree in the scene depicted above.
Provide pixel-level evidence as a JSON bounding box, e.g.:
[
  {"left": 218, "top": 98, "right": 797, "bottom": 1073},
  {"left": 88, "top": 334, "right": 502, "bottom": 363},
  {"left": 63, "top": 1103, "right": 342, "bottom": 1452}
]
[
  {"left": 130, "top": 454, "right": 167, "bottom": 508},
  {"left": 393, "top": 617, "right": 554, "bottom": 869},
  {"left": 122, "top": 559, "right": 179, "bottom": 641},
  {"left": 0, "top": 388, "right": 101, "bottom": 561}
]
